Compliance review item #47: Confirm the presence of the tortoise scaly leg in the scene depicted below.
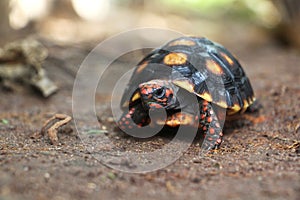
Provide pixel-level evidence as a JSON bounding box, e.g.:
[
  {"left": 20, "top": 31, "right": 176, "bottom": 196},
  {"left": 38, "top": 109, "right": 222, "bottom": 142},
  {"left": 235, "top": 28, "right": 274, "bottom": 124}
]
[
  {"left": 199, "top": 100, "right": 223, "bottom": 150},
  {"left": 118, "top": 103, "right": 150, "bottom": 131}
]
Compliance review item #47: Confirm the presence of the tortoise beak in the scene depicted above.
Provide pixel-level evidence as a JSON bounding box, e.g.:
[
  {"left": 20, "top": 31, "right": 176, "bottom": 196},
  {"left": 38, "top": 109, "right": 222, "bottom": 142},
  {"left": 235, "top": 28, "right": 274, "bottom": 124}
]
[{"left": 146, "top": 102, "right": 163, "bottom": 109}]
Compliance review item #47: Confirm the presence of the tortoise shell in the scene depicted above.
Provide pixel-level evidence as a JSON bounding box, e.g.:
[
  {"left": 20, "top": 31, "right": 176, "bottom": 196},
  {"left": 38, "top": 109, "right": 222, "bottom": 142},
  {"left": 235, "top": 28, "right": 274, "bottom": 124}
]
[{"left": 121, "top": 36, "right": 255, "bottom": 115}]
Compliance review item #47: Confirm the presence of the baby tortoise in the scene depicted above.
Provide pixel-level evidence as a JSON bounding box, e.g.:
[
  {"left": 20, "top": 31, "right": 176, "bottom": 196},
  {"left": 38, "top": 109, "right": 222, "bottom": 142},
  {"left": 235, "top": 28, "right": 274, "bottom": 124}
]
[{"left": 118, "top": 36, "right": 257, "bottom": 150}]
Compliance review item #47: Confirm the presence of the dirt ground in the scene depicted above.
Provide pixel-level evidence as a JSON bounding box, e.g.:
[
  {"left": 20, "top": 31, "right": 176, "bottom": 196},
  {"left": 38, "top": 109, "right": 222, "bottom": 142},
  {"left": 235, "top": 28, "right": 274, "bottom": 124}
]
[{"left": 0, "top": 26, "right": 300, "bottom": 200}]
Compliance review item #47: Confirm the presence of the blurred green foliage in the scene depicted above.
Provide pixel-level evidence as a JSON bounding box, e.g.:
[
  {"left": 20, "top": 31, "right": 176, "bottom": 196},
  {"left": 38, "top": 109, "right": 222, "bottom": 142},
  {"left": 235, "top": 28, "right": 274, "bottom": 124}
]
[
  {"left": 160, "top": 0, "right": 280, "bottom": 27},
  {"left": 163, "top": 0, "right": 236, "bottom": 12}
]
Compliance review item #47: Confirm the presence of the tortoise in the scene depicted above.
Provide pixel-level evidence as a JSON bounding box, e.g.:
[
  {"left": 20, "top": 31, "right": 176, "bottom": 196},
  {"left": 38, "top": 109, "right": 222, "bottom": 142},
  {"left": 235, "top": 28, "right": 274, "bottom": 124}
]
[{"left": 118, "top": 36, "right": 257, "bottom": 150}]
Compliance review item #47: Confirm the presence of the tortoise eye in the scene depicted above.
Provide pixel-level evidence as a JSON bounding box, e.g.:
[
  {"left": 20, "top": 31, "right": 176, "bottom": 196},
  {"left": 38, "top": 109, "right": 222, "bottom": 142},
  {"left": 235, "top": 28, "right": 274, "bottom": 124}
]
[{"left": 154, "top": 87, "right": 165, "bottom": 99}]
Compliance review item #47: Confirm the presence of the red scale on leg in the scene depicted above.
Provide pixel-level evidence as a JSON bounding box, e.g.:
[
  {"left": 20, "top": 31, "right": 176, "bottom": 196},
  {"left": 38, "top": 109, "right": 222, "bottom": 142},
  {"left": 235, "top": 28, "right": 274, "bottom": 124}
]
[
  {"left": 207, "top": 116, "right": 212, "bottom": 123},
  {"left": 202, "top": 100, "right": 209, "bottom": 106}
]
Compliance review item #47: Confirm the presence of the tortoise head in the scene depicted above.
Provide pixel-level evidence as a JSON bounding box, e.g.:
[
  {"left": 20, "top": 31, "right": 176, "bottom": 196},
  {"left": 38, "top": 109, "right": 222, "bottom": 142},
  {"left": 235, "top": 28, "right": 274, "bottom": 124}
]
[{"left": 139, "top": 80, "right": 179, "bottom": 110}]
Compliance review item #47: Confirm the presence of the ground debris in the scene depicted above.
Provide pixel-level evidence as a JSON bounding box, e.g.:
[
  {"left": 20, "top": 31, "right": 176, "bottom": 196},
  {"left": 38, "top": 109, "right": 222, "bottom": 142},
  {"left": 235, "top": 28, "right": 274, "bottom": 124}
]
[
  {"left": 0, "top": 37, "right": 58, "bottom": 97},
  {"left": 39, "top": 113, "right": 72, "bottom": 144}
]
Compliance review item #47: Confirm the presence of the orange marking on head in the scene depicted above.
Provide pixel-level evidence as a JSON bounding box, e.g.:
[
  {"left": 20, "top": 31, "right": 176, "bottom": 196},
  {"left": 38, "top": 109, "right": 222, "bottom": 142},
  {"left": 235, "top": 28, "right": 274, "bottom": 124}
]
[
  {"left": 165, "top": 89, "right": 172, "bottom": 97},
  {"left": 206, "top": 59, "right": 223, "bottom": 75},
  {"left": 168, "top": 39, "right": 196, "bottom": 47},
  {"left": 220, "top": 52, "right": 234, "bottom": 65},
  {"left": 164, "top": 52, "right": 187, "bottom": 65},
  {"left": 141, "top": 88, "right": 147, "bottom": 95},
  {"left": 155, "top": 97, "right": 167, "bottom": 102},
  {"left": 147, "top": 88, "right": 152, "bottom": 93}
]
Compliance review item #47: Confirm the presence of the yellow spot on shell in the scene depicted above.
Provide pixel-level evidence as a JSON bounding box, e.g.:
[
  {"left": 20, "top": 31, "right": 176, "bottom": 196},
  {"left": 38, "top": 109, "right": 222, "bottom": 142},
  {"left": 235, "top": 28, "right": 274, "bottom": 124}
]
[
  {"left": 173, "top": 79, "right": 228, "bottom": 109},
  {"left": 206, "top": 59, "right": 223, "bottom": 75},
  {"left": 136, "top": 61, "right": 149, "bottom": 74},
  {"left": 242, "top": 99, "right": 250, "bottom": 112},
  {"left": 220, "top": 52, "right": 234, "bottom": 65},
  {"left": 249, "top": 97, "right": 255, "bottom": 105},
  {"left": 164, "top": 53, "right": 187, "bottom": 65},
  {"left": 227, "top": 104, "right": 241, "bottom": 115},
  {"left": 199, "top": 92, "right": 213, "bottom": 102},
  {"left": 173, "top": 79, "right": 194, "bottom": 93},
  {"left": 216, "top": 101, "right": 228, "bottom": 109},
  {"left": 168, "top": 39, "right": 196, "bottom": 47}
]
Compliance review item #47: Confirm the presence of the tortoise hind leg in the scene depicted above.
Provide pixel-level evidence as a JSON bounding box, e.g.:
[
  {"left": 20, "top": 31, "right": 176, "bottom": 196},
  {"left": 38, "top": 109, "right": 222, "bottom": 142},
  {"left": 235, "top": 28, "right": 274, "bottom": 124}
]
[
  {"left": 246, "top": 99, "right": 262, "bottom": 113},
  {"left": 199, "top": 100, "right": 224, "bottom": 150}
]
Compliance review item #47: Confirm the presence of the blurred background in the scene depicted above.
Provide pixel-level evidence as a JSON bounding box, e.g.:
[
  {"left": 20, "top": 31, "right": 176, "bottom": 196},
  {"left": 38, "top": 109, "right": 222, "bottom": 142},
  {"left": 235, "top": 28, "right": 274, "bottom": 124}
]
[{"left": 0, "top": 0, "right": 300, "bottom": 48}]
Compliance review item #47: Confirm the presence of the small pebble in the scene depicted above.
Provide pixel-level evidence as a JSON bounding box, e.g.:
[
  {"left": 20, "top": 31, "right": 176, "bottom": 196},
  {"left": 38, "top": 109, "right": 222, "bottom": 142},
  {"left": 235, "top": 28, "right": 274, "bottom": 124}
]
[
  {"left": 192, "top": 158, "right": 201, "bottom": 163},
  {"left": 87, "top": 182, "right": 97, "bottom": 190},
  {"left": 23, "top": 166, "right": 29, "bottom": 171},
  {"left": 44, "top": 172, "right": 50, "bottom": 179},
  {"left": 107, "top": 117, "right": 115, "bottom": 123}
]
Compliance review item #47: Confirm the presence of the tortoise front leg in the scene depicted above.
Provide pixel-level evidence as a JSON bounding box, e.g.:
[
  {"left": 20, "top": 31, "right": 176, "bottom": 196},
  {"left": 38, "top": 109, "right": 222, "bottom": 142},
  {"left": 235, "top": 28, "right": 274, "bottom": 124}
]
[
  {"left": 155, "top": 100, "right": 223, "bottom": 150},
  {"left": 118, "top": 103, "right": 150, "bottom": 131},
  {"left": 199, "top": 100, "right": 224, "bottom": 150}
]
